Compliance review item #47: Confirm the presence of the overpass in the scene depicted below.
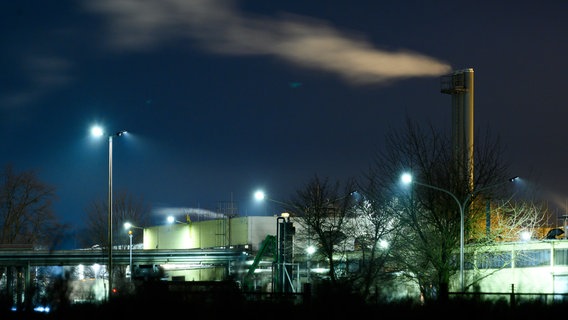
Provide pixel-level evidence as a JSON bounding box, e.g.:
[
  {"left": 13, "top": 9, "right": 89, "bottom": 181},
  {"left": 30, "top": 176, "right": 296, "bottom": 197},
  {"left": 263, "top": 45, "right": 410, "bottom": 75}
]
[
  {"left": 0, "top": 247, "right": 250, "bottom": 305},
  {"left": 0, "top": 248, "right": 248, "bottom": 267}
]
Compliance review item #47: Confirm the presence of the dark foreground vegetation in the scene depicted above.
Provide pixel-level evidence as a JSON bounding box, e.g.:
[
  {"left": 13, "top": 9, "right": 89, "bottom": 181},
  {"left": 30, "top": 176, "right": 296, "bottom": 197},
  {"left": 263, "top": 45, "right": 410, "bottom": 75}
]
[
  {"left": 3, "top": 282, "right": 568, "bottom": 320},
  {"left": 5, "top": 298, "right": 568, "bottom": 320}
]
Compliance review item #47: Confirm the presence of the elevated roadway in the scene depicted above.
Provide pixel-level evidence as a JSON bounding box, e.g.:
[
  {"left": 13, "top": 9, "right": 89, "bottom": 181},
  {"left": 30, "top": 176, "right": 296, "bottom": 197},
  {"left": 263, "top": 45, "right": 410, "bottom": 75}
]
[{"left": 0, "top": 248, "right": 248, "bottom": 267}]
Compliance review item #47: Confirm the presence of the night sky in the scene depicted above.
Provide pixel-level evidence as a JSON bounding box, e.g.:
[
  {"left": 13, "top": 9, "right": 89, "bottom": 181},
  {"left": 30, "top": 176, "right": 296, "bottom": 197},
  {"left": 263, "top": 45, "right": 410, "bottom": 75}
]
[{"left": 2, "top": 1, "right": 568, "bottom": 230}]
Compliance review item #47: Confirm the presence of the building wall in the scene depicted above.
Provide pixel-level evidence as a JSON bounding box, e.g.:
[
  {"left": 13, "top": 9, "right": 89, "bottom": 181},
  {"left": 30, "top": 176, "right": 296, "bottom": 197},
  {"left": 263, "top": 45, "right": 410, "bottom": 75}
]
[
  {"left": 166, "top": 266, "right": 227, "bottom": 282},
  {"left": 141, "top": 217, "right": 568, "bottom": 296},
  {"left": 143, "top": 216, "right": 283, "bottom": 251},
  {"left": 466, "top": 240, "right": 568, "bottom": 294},
  {"left": 139, "top": 216, "right": 299, "bottom": 284}
]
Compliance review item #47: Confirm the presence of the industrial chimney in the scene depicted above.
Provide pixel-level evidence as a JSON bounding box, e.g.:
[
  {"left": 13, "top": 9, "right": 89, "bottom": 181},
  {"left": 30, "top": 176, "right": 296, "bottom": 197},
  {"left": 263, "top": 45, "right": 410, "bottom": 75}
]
[{"left": 441, "top": 68, "right": 474, "bottom": 190}]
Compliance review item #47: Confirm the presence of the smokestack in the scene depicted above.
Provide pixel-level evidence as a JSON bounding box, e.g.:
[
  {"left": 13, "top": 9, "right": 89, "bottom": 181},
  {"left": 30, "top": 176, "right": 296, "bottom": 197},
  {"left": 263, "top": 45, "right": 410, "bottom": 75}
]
[{"left": 441, "top": 68, "right": 474, "bottom": 190}]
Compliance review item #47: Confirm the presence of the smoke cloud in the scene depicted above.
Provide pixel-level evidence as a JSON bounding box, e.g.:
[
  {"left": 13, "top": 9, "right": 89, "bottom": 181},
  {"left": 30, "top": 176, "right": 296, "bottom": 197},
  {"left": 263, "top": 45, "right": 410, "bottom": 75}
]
[{"left": 85, "top": 0, "right": 452, "bottom": 85}]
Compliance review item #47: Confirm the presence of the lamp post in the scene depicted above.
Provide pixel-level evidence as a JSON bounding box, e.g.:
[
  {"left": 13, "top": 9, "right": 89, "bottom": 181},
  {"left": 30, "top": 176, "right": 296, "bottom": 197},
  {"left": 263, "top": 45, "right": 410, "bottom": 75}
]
[
  {"left": 123, "top": 222, "right": 142, "bottom": 281},
  {"left": 254, "top": 191, "right": 296, "bottom": 293},
  {"left": 306, "top": 245, "right": 315, "bottom": 283},
  {"left": 253, "top": 190, "right": 292, "bottom": 209},
  {"left": 401, "top": 173, "right": 518, "bottom": 292},
  {"left": 167, "top": 215, "right": 190, "bottom": 224},
  {"left": 92, "top": 126, "right": 127, "bottom": 300},
  {"left": 275, "top": 212, "right": 295, "bottom": 293},
  {"left": 128, "top": 230, "right": 132, "bottom": 280}
]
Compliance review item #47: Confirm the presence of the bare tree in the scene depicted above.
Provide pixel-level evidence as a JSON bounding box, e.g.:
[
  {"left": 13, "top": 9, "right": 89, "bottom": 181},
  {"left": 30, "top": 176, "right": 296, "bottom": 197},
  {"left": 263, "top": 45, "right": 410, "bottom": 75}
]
[
  {"left": 288, "top": 175, "right": 356, "bottom": 287},
  {"left": 465, "top": 198, "right": 548, "bottom": 290},
  {"left": 346, "top": 190, "right": 403, "bottom": 303},
  {"left": 82, "top": 190, "right": 151, "bottom": 249},
  {"left": 0, "top": 164, "right": 66, "bottom": 249},
  {"left": 363, "top": 117, "right": 513, "bottom": 302}
]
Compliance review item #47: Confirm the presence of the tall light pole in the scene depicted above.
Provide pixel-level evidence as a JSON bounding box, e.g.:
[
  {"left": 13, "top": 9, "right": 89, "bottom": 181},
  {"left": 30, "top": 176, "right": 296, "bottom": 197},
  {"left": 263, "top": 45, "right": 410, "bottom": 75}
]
[
  {"left": 306, "top": 245, "right": 315, "bottom": 283},
  {"left": 92, "top": 126, "right": 127, "bottom": 300},
  {"left": 254, "top": 191, "right": 296, "bottom": 293},
  {"left": 128, "top": 230, "right": 132, "bottom": 280},
  {"left": 401, "top": 173, "right": 518, "bottom": 293},
  {"left": 124, "top": 222, "right": 142, "bottom": 281},
  {"left": 253, "top": 190, "right": 291, "bottom": 208},
  {"left": 167, "top": 215, "right": 190, "bottom": 224}
]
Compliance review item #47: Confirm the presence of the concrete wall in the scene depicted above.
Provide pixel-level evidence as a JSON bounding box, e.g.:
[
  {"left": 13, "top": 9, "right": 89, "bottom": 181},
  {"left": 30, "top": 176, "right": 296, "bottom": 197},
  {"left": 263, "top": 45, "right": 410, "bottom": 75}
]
[{"left": 143, "top": 216, "right": 284, "bottom": 251}]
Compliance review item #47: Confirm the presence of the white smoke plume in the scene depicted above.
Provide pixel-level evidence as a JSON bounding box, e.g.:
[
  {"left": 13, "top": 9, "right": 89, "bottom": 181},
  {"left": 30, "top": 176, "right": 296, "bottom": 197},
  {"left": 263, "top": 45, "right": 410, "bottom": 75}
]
[{"left": 84, "top": 0, "right": 452, "bottom": 85}]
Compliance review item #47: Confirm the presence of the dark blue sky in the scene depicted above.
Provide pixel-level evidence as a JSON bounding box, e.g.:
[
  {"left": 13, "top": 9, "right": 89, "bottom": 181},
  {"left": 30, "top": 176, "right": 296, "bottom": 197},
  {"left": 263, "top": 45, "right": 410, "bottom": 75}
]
[{"left": 2, "top": 1, "right": 568, "bottom": 229}]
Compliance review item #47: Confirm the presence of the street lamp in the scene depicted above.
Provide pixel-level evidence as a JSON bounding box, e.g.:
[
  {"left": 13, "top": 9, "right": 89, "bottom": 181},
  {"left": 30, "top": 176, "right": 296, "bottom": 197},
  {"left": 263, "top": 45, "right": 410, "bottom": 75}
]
[
  {"left": 401, "top": 172, "right": 518, "bottom": 293},
  {"left": 254, "top": 191, "right": 297, "bottom": 292},
  {"left": 124, "top": 222, "right": 143, "bottom": 281},
  {"left": 253, "top": 190, "right": 291, "bottom": 208},
  {"left": 127, "top": 230, "right": 132, "bottom": 280},
  {"left": 275, "top": 212, "right": 295, "bottom": 293},
  {"left": 306, "top": 245, "right": 316, "bottom": 283},
  {"left": 91, "top": 126, "right": 127, "bottom": 300},
  {"left": 167, "top": 215, "right": 189, "bottom": 224}
]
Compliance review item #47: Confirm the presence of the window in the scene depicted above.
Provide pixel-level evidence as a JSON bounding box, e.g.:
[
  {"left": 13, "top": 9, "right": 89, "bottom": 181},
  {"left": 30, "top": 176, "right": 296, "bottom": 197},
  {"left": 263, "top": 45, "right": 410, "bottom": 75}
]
[{"left": 515, "top": 249, "right": 550, "bottom": 268}]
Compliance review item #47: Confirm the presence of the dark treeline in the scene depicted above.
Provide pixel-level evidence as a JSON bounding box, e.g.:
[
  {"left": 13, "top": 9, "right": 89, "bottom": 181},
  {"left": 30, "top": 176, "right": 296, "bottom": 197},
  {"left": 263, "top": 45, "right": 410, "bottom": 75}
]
[{"left": 3, "top": 283, "right": 568, "bottom": 320}]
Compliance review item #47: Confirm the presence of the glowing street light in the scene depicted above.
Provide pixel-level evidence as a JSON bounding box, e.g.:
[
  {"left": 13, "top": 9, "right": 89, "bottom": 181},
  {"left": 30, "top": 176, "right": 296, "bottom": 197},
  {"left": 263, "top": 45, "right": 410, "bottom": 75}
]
[
  {"left": 124, "top": 222, "right": 143, "bottom": 281},
  {"left": 253, "top": 190, "right": 290, "bottom": 208},
  {"left": 306, "top": 245, "right": 316, "bottom": 255},
  {"left": 253, "top": 190, "right": 265, "bottom": 201},
  {"left": 306, "top": 245, "right": 316, "bottom": 282},
  {"left": 253, "top": 191, "right": 296, "bottom": 292},
  {"left": 91, "top": 125, "right": 127, "bottom": 300},
  {"left": 167, "top": 215, "right": 189, "bottom": 224},
  {"left": 401, "top": 172, "right": 518, "bottom": 292}
]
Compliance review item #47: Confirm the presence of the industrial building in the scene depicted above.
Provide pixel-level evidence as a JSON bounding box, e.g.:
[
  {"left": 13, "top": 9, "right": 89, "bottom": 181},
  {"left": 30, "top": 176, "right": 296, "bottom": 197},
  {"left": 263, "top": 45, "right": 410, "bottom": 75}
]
[{"left": 137, "top": 214, "right": 308, "bottom": 293}]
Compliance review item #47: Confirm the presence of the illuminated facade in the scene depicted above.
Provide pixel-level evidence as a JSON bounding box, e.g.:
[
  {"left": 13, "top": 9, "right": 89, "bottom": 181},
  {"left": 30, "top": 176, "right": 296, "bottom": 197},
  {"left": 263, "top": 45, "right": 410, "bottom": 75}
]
[{"left": 464, "top": 240, "right": 568, "bottom": 296}]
